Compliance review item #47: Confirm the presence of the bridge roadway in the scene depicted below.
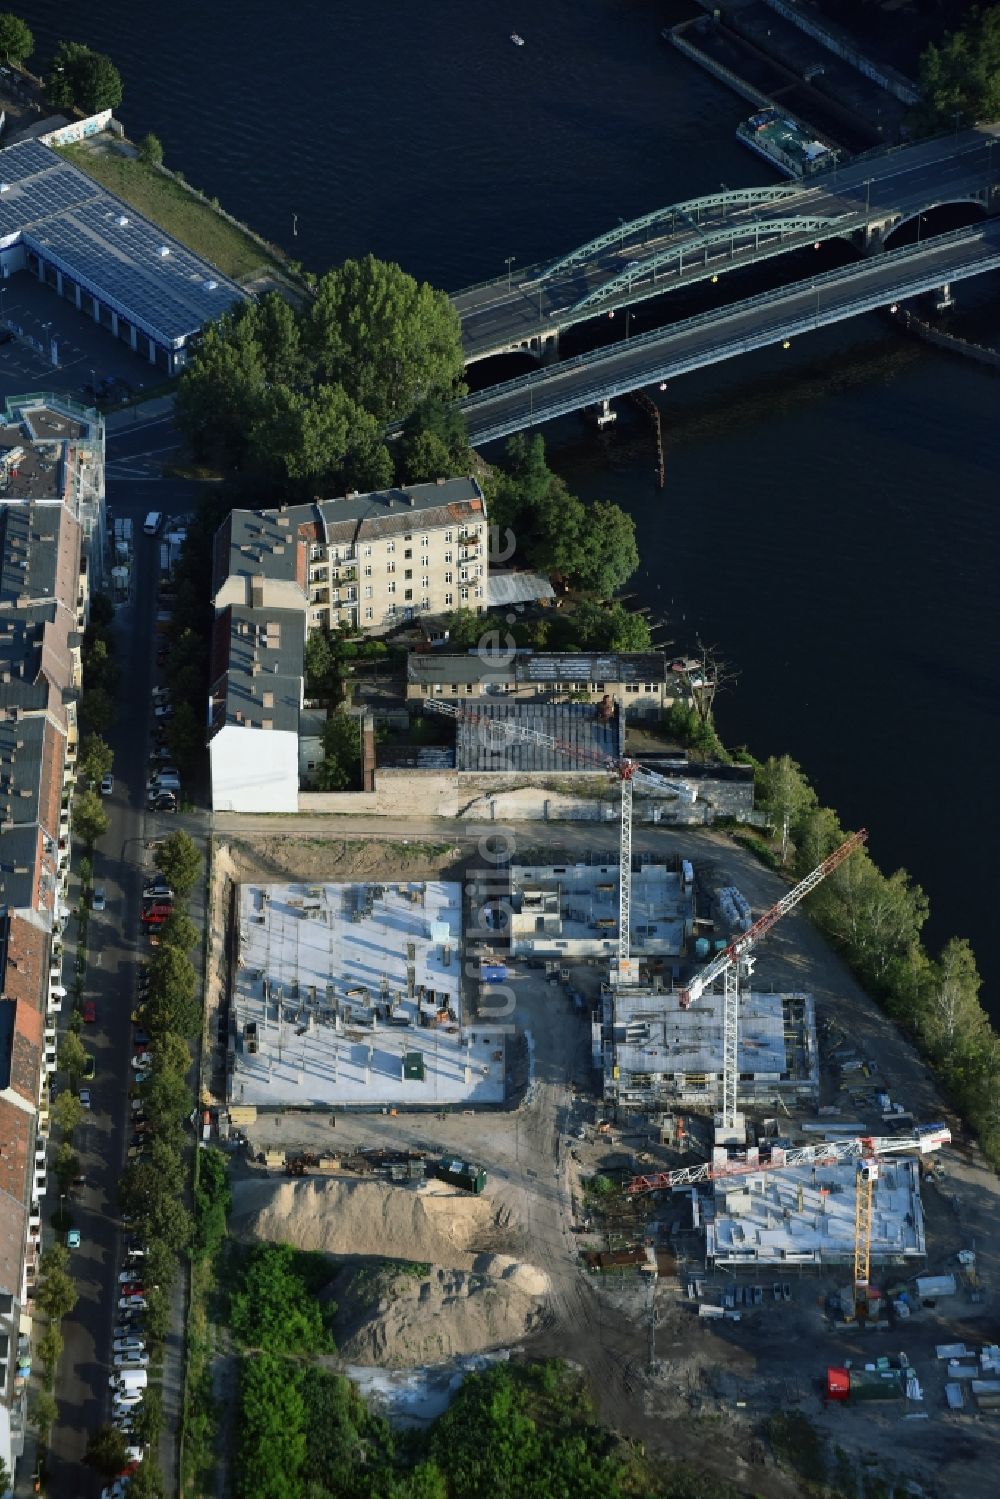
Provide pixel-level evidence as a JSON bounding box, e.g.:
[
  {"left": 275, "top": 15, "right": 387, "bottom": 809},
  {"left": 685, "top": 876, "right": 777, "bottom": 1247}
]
[
  {"left": 455, "top": 220, "right": 1000, "bottom": 445},
  {"left": 455, "top": 128, "right": 1000, "bottom": 363}
]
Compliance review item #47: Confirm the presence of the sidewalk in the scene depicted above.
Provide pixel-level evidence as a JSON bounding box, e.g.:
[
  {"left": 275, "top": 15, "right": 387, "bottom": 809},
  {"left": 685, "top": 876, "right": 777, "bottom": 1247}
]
[{"left": 104, "top": 394, "right": 176, "bottom": 432}]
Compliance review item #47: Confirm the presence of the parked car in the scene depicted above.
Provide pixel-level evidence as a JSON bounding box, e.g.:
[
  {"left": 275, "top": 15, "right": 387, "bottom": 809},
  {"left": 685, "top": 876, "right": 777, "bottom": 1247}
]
[
  {"left": 142, "top": 876, "right": 173, "bottom": 899},
  {"left": 140, "top": 903, "right": 172, "bottom": 925},
  {"left": 149, "top": 792, "right": 177, "bottom": 814},
  {"left": 82, "top": 1053, "right": 95, "bottom": 1080},
  {"left": 153, "top": 704, "right": 173, "bottom": 720},
  {"left": 118, "top": 1270, "right": 144, "bottom": 1285},
  {"left": 113, "top": 1338, "right": 145, "bottom": 1355},
  {"left": 125, "top": 1245, "right": 146, "bottom": 1259},
  {"left": 82, "top": 1000, "right": 97, "bottom": 1023},
  {"left": 131, "top": 1055, "right": 153, "bottom": 1072},
  {"left": 100, "top": 773, "right": 114, "bottom": 795},
  {"left": 119, "top": 1281, "right": 145, "bottom": 1296},
  {"left": 92, "top": 887, "right": 107, "bottom": 912},
  {"left": 133, "top": 1028, "right": 151, "bottom": 1046},
  {"left": 114, "top": 1352, "right": 150, "bottom": 1368},
  {"left": 78, "top": 1088, "right": 91, "bottom": 1108},
  {"left": 118, "top": 1296, "right": 147, "bottom": 1310},
  {"left": 66, "top": 1229, "right": 81, "bottom": 1249}
]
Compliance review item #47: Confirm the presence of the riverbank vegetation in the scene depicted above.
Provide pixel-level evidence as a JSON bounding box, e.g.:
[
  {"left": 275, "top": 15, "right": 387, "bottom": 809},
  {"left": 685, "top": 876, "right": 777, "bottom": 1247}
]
[
  {"left": 751, "top": 753, "right": 999, "bottom": 1167},
  {"left": 919, "top": 6, "right": 1000, "bottom": 130}
]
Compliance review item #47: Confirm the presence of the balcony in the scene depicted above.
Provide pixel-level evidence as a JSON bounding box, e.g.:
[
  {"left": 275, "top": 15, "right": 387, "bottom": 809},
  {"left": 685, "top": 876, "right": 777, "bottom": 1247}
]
[{"left": 310, "top": 588, "right": 330, "bottom": 606}]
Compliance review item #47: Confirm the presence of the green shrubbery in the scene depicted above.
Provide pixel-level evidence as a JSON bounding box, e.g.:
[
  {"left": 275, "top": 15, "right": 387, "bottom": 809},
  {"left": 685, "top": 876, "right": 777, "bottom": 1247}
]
[{"left": 753, "top": 754, "right": 1000, "bottom": 1165}]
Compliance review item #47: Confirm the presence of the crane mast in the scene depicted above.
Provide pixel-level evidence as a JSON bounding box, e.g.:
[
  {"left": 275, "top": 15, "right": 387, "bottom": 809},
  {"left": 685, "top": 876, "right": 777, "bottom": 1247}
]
[{"left": 423, "top": 698, "right": 697, "bottom": 984}]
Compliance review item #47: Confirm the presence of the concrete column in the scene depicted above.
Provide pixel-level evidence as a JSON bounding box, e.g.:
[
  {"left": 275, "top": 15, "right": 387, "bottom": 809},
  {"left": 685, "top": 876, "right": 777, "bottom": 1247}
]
[
  {"left": 148, "top": 338, "right": 157, "bottom": 365},
  {"left": 92, "top": 295, "right": 101, "bottom": 323},
  {"left": 55, "top": 270, "right": 63, "bottom": 296},
  {"left": 74, "top": 284, "right": 82, "bottom": 310},
  {"left": 130, "top": 324, "right": 138, "bottom": 351},
  {"left": 110, "top": 311, "right": 119, "bottom": 336},
  {"left": 36, "top": 257, "right": 45, "bottom": 283},
  {"left": 935, "top": 282, "right": 954, "bottom": 311}
]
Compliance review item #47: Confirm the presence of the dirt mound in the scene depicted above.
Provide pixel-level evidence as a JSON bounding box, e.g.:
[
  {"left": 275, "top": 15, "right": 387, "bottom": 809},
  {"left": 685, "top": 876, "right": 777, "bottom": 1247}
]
[
  {"left": 229, "top": 1175, "right": 498, "bottom": 1269},
  {"left": 334, "top": 1262, "right": 548, "bottom": 1367}
]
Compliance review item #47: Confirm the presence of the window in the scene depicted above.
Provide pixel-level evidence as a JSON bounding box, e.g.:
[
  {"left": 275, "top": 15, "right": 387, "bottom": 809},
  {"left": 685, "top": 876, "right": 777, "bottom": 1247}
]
[
  {"left": 404, "top": 568, "right": 412, "bottom": 580},
  {"left": 310, "top": 566, "right": 327, "bottom": 582},
  {"left": 311, "top": 610, "right": 324, "bottom": 624},
  {"left": 450, "top": 683, "right": 459, "bottom": 694},
  {"left": 421, "top": 575, "right": 429, "bottom": 589},
  {"left": 595, "top": 682, "right": 605, "bottom": 692},
  {"left": 404, "top": 548, "right": 413, "bottom": 560},
  {"left": 331, "top": 547, "right": 340, "bottom": 562},
  {"left": 363, "top": 544, "right": 372, "bottom": 557},
  {"left": 403, "top": 533, "right": 412, "bottom": 542},
  {"left": 445, "top": 530, "right": 453, "bottom": 543},
  {"left": 460, "top": 586, "right": 469, "bottom": 602},
  {"left": 387, "top": 581, "right": 396, "bottom": 596},
  {"left": 386, "top": 561, "right": 395, "bottom": 574},
  {"left": 444, "top": 570, "right": 453, "bottom": 584},
  {"left": 309, "top": 544, "right": 323, "bottom": 561},
  {"left": 364, "top": 585, "right": 373, "bottom": 599},
  {"left": 421, "top": 597, "right": 430, "bottom": 610},
  {"left": 404, "top": 588, "right": 413, "bottom": 601},
  {"left": 364, "top": 564, "right": 372, "bottom": 577},
  {"left": 420, "top": 533, "right": 429, "bottom": 545},
  {"left": 387, "top": 603, "right": 397, "bottom": 617},
  {"left": 364, "top": 607, "right": 373, "bottom": 622},
  {"left": 475, "top": 586, "right": 483, "bottom": 599},
  {"left": 445, "top": 592, "right": 453, "bottom": 607},
  {"left": 444, "top": 550, "right": 452, "bottom": 564},
  {"left": 386, "top": 541, "right": 395, "bottom": 554}
]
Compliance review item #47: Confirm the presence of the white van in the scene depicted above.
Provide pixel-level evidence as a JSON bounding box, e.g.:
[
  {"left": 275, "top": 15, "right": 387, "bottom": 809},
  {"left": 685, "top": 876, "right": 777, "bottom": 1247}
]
[{"left": 143, "top": 512, "right": 162, "bottom": 536}]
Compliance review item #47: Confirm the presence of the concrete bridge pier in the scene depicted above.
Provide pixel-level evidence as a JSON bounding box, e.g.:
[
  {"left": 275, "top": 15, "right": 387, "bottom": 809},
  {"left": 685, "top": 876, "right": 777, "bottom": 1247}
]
[
  {"left": 539, "top": 329, "right": 561, "bottom": 364},
  {"left": 934, "top": 282, "right": 954, "bottom": 311}
]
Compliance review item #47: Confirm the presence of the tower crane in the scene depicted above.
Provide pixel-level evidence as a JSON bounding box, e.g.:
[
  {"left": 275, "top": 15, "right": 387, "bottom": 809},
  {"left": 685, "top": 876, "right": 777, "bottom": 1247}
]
[
  {"left": 678, "top": 829, "right": 868, "bottom": 1137},
  {"left": 632, "top": 1123, "right": 950, "bottom": 1320},
  {"left": 423, "top": 697, "right": 699, "bottom": 985}
]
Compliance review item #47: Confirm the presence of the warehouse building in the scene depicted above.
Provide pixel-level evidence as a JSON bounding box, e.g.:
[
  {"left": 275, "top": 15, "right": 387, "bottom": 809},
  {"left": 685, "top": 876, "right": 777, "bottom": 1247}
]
[{"left": 0, "top": 139, "right": 245, "bottom": 373}]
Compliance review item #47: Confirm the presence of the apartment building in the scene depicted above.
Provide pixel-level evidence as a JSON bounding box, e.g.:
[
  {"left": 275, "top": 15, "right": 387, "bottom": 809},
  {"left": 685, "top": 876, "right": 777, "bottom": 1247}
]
[
  {"left": 0, "top": 396, "right": 102, "bottom": 1487},
  {"left": 208, "top": 480, "right": 486, "bottom": 812}
]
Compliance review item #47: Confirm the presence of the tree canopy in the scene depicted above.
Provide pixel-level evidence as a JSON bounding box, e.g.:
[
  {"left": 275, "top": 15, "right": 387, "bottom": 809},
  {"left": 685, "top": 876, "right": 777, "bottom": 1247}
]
[
  {"left": 175, "top": 258, "right": 465, "bottom": 493},
  {"left": 48, "top": 40, "right": 123, "bottom": 113},
  {"left": 0, "top": 11, "right": 32, "bottom": 63},
  {"left": 156, "top": 829, "right": 202, "bottom": 897},
  {"left": 920, "top": 7, "right": 1000, "bottom": 128}
]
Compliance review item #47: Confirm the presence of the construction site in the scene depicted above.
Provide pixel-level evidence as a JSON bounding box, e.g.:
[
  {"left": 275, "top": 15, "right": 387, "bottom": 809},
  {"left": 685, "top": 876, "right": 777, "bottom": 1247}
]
[{"left": 206, "top": 718, "right": 1000, "bottom": 1498}]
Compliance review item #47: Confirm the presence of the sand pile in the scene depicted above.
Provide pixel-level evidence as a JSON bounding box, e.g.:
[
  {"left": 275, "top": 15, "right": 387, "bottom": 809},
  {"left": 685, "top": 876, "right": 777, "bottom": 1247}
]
[
  {"left": 335, "top": 1263, "right": 549, "bottom": 1367},
  {"left": 229, "top": 1176, "right": 496, "bottom": 1269}
]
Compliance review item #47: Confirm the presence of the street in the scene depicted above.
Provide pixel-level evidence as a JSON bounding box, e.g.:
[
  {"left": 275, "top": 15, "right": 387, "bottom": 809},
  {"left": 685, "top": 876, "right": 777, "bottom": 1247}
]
[{"left": 37, "top": 435, "right": 203, "bottom": 1499}]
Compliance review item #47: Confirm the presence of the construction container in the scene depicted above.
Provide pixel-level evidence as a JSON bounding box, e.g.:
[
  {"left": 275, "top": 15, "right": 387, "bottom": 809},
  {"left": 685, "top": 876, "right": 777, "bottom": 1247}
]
[
  {"left": 848, "top": 1367, "right": 904, "bottom": 1401},
  {"left": 402, "top": 1051, "right": 425, "bottom": 1081},
  {"left": 434, "top": 1157, "right": 487, "bottom": 1193}
]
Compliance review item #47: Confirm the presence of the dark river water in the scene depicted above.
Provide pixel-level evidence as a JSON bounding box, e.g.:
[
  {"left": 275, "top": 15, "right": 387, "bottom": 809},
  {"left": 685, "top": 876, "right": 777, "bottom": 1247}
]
[{"left": 24, "top": 1, "right": 1000, "bottom": 1015}]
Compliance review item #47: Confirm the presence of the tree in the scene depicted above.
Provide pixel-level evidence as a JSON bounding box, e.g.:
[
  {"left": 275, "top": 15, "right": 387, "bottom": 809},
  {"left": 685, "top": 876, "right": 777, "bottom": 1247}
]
[
  {"left": 570, "top": 499, "right": 639, "bottom": 597},
  {"left": 0, "top": 1456, "right": 10, "bottom": 1497},
  {"left": 85, "top": 1425, "right": 130, "bottom": 1482},
  {"left": 128, "top": 1463, "right": 166, "bottom": 1499},
  {"left": 54, "top": 1140, "right": 79, "bottom": 1193},
  {"left": 398, "top": 398, "right": 470, "bottom": 484},
  {"left": 80, "top": 684, "right": 115, "bottom": 734},
  {"left": 72, "top": 787, "right": 109, "bottom": 847},
  {"left": 756, "top": 755, "right": 817, "bottom": 866},
  {"left": 31, "top": 1389, "right": 58, "bottom": 1441},
  {"left": 59, "top": 1029, "right": 87, "bottom": 1082},
  {"left": 143, "top": 1066, "right": 193, "bottom": 1131},
  {"left": 37, "top": 1323, "right": 64, "bottom": 1386},
  {"left": 157, "top": 910, "right": 200, "bottom": 954},
  {"left": 51, "top": 1090, "right": 84, "bottom": 1140},
  {"left": 920, "top": 8, "right": 1000, "bottom": 130},
  {"left": 307, "top": 255, "right": 465, "bottom": 422},
  {"left": 0, "top": 11, "right": 33, "bottom": 64},
  {"left": 316, "top": 710, "right": 361, "bottom": 792},
  {"left": 48, "top": 41, "right": 123, "bottom": 113},
  {"left": 165, "top": 699, "right": 201, "bottom": 772},
  {"left": 230, "top": 1244, "right": 332, "bottom": 1354},
  {"left": 156, "top": 830, "right": 202, "bottom": 897},
  {"left": 138, "top": 132, "right": 163, "bottom": 167},
  {"left": 36, "top": 1245, "right": 78, "bottom": 1321},
  {"left": 79, "top": 732, "right": 114, "bottom": 787},
  {"left": 237, "top": 1354, "right": 308, "bottom": 1499},
  {"left": 132, "top": 1386, "right": 163, "bottom": 1448},
  {"left": 919, "top": 937, "right": 984, "bottom": 1062},
  {"left": 826, "top": 855, "right": 929, "bottom": 988}
]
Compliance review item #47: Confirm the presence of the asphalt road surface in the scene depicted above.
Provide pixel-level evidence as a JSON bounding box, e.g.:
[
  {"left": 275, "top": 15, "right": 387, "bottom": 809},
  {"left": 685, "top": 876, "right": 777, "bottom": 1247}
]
[
  {"left": 454, "top": 127, "right": 1000, "bottom": 359},
  {"left": 42, "top": 449, "right": 202, "bottom": 1499}
]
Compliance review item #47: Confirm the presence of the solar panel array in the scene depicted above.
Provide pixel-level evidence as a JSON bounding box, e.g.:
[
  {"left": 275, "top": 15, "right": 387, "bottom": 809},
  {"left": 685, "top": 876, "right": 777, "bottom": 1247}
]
[
  {"left": 454, "top": 702, "right": 620, "bottom": 774},
  {"left": 0, "top": 139, "right": 245, "bottom": 344}
]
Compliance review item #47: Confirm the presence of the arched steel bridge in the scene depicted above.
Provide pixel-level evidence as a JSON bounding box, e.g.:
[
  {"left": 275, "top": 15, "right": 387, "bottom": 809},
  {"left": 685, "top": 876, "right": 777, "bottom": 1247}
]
[
  {"left": 452, "top": 127, "right": 1000, "bottom": 364},
  {"left": 449, "top": 220, "right": 1000, "bottom": 446}
]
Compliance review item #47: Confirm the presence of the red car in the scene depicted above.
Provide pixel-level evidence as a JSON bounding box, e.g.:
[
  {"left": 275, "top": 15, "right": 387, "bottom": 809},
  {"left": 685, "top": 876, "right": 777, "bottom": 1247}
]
[
  {"left": 82, "top": 1000, "right": 97, "bottom": 1023},
  {"left": 140, "top": 903, "right": 172, "bottom": 926},
  {"left": 119, "top": 1283, "right": 145, "bottom": 1297}
]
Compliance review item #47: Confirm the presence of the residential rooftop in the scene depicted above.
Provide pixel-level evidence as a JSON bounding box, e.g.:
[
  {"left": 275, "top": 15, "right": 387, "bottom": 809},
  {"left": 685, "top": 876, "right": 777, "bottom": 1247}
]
[
  {"left": 407, "top": 650, "right": 670, "bottom": 689},
  {"left": 450, "top": 700, "right": 624, "bottom": 773},
  {"left": 209, "top": 604, "right": 305, "bottom": 738}
]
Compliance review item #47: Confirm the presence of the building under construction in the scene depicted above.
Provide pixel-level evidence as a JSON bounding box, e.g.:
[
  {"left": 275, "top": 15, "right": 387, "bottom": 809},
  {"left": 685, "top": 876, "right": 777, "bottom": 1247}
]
[
  {"left": 227, "top": 881, "right": 505, "bottom": 1110},
  {"left": 705, "top": 1156, "right": 926, "bottom": 1268},
  {"left": 598, "top": 987, "right": 818, "bottom": 1112},
  {"left": 509, "top": 859, "right": 695, "bottom": 966}
]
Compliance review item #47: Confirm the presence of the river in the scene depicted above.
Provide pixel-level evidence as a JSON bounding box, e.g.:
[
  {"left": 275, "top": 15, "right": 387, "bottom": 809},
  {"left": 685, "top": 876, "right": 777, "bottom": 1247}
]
[{"left": 22, "top": 0, "right": 1000, "bottom": 1015}]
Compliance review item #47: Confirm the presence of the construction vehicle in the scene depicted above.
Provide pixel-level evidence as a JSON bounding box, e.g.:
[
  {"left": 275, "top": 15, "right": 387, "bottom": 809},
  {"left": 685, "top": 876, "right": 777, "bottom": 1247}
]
[
  {"left": 678, "top": 829, "right": 867, "bottom": 1139},
  {"left": 423, "top": 697, "right": 698, "bottom": 987}
]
